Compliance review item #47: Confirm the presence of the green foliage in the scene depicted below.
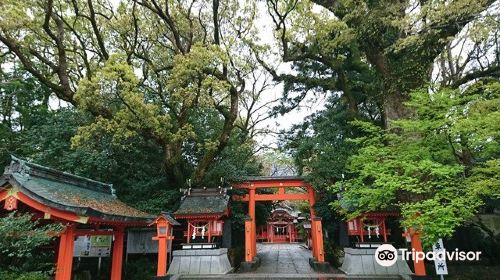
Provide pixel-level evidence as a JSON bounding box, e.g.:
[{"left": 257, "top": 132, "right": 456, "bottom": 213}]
[
  {"left": 280, "top": 94, "right": 376, "bottom": 242},
  {"left": 0, "top": 59, "right": 260, "bottom": 215},
  {"left": 0, "top": 271, "right": 49, "bottom": 280},
  {"left": 0, "top": 212, "right": 62, "bottom": 272},
  {"left": 73, "top": 54, "right": 174, "bottom": 147},
  {"left": 336, "top": 81, "right": 500, "bottom": 247},
  {"left": 0, "top": 0, "right": 265, "bottom": 186},
  {"left": 0, "top": 58, "right": 52, "bottom": 168}
]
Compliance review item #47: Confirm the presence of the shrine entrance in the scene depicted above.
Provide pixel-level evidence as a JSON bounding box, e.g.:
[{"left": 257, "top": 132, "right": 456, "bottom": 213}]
[{"left": 233, "top": 176, "right": 326, "bottom": 266}]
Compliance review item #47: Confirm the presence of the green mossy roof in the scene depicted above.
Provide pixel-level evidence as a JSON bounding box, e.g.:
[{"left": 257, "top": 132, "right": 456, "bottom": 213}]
[
  {"left": 1, "top": 156, "right": 153, "bottom": 222},
  {"left": 174, "top": 188, "right": 229, "bottom": 216}
]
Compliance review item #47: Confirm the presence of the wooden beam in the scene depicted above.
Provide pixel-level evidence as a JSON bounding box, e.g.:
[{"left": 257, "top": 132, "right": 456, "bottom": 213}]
[
  {"left": 233, "top": 193, "right": 309, "bottom": 202},
  {"left": 233, "top": 180, "right": 310, "bottom": 189},
  {"left": 0, "top": 189, "right": 8, "bottom": 201},
  {"left": 16, "top": 192, "right": 88, "bottom": 223},
  {"left": 75, "top": 230, "right": 114, "bottom": 236}
]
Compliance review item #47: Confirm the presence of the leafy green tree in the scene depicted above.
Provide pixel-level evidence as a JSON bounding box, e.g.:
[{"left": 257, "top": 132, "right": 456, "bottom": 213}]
[
  {"left": 273, "top": 0, "right": 499, "bottom": 250},
  {"left": 0, "top": 56, "right": 52, "bottom": 167},
  {"left": 334, "top": 81, "right": 499, "bottom": 246},
  {"left": 262, "top": 0, "right": 497, "bottom": 126},
  {"left": 0, "top": 212, "right": 62, "bottom": 274},
  {"left": 0, "top": 0, "right": 266, "bottom": 186}
]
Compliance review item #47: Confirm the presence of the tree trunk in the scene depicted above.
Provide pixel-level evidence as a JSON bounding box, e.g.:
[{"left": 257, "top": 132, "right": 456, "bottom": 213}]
[
  {"left": 164, "top": 142, "right": 185, "bottom": 186},
  {"left": 382, "top": 91, "right": 413, "bottom": 128},
  {"left": 338, "top": 71, "right": 359, "bottom": 120}
]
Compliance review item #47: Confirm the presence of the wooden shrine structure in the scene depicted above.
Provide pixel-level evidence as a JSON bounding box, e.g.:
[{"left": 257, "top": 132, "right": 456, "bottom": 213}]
[
  {"left": 174, "top": 187, "right": 229, "bottom": 248},
  {"left": 0, "top": 156, "right": 153, "bottom": 280},
  {"left": 165, "top": 187, "right": 233, "bottom": 275},
  {"left": 347, "top": 211, "right": 399, "bottom": 244},
  {"left": 257, "top": 208, "right": 300, "bottom": 243},
  {"left": 342, "top": 210, "right": 425, "bottom": 277},
  {"left": 233, "top": 176, "right": 327, "bottom": 268}
]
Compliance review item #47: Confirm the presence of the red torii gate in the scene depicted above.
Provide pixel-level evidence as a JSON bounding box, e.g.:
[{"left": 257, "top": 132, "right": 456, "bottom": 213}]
[{"left": 232, "top": 176, "right": 325, "bottom": 263}]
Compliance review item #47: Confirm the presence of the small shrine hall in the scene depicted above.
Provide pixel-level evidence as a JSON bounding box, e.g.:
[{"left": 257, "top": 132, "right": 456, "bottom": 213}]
[
  {"left": 167, "top": 187, "right": 232, "bottom": 275},
  {"left": 173, "top": 187, "right": 229, "bottom": 247},
  {"left": 346, "top": 211, "right": 399, "bottom": 246},
  {"left": 0, "top": 157, "right": 153, "bottom": 280},
  {"left": 256, "top": 206, "right": 301, "bottom": 243}
]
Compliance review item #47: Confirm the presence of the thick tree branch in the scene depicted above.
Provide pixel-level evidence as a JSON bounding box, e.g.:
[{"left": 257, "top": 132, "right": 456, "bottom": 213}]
[{"left": 451, "top": 64, "right": 500, "bottom": 88}]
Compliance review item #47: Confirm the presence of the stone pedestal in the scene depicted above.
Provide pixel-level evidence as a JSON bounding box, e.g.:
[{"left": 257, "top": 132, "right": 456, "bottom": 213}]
[
  {"left": 340, "top": 248, "right": 412, "bottom": 276},
  {"left": 239, "top": 256, "right": 260, "bottom": 272},
  {"left": 167, "top": 248, "right": 232, "bottom": 275},
  {"left": 308, "top": 257, "right": 331, "bottom": 272}
]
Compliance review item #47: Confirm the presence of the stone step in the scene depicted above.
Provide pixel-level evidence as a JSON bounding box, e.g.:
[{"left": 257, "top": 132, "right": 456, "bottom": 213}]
[{"left": 174, "top": 273, "right": 403, "bottom": 279}]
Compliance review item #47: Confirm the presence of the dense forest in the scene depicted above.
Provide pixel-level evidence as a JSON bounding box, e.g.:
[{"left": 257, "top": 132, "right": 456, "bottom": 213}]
[{"left": 0, "top": 0, "right": 499, "bottom": 278}]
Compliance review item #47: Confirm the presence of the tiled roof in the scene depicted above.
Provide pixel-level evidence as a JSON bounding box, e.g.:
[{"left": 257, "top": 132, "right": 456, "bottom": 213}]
[
  {"left": 155, "top": 212, "right": 180, "bottom": 226},
  {"left": 236, "top": 176, "right": 305, "bottom": 182},
  {"left": 1, "top": 156, "right": 153, "bottom": 223},
  {"left": 174, "top": 188, "right": 229, "bottom": 216}
]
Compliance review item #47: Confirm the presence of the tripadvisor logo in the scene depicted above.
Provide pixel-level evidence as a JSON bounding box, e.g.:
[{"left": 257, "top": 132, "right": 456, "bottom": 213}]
[
  {"left": 375, "top": 244, "right": 398, "bottom": 267},
  {"left": 374, "top": 244, "right": 482, "bottom": 267}
]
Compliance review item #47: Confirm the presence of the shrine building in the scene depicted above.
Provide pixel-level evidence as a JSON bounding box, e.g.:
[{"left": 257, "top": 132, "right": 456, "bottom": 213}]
[
  {"left": 166, "top": 187, "right": 232, "bottom": 275},
  {"left": 0, "top": 156, "right": 153, "bottom": 280},
  {"left": 256, "top": 205, "right": 302, "bottom": 243}
]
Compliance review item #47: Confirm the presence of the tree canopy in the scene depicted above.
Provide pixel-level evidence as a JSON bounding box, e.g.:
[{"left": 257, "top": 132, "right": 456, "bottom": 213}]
[{"left": 0, "top": 0, "right": 270, "bottom": 187}]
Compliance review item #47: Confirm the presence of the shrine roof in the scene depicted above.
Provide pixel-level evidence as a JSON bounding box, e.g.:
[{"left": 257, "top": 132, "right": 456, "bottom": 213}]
[
  {"left": 237, "top": 176, "right": 304, "bottom": 182},
  {"left": 156, "top": 212, "right": 181, "bottom": 226},
  {"left": 1, "top": 156, "right": 153, "bottom": 223},
  {"left": 174, "top": 188, "right": 229, "bottom": 217}
]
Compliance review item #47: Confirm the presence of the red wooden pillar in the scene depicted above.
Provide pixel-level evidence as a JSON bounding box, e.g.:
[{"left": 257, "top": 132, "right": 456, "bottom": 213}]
[
  {"left": 55, "top": 224, "right": 75, "bottom": 280},
  {"left": 359, "top": 219, "right": 364, "bottom": 242},
  {"left": 382, "top": 219, "right": 388, "bottom": 243},
  {"left": 312, "top": 218, "right": 325, "bottom": 262},
  {"left": 245, "top": 218, "right": 253, "bottom": 262},
  {"left": 288, "top": 224, "right": 292, "bottom": 243},
  {"left": 55, "top": 228, "right": 68, "bottom": 280},
  {"left": 308, "top": 186, "right": 318, "bottom": 260},
  {"left": 208, "top": 221, "right": 212, "bottom": 243},
  {"left": 269, "top": 224, "right": 273, "bottom": 243},
  {"left": 157, "top": 236, "right": 167, "bottom": 276},
  {"left": 110, "top": 227, "right": 125, "bottom": 280},
  {"left": 248, "top": 187, "right": 256, "bottom": 259},
  {"left": 407, "top": 229, "right": 426, "bottom": 276}
]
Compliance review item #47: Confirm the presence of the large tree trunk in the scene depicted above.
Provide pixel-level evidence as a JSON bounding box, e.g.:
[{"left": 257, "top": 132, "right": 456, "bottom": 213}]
[
  {"left": 338, "top": 71, "right": 359, "bottom": 120},
  {"left": 382, "top": 91, "right": 413, "bottom": 128},
  {"left": 164, "top": 142, "right": 185, "bottom": 186},
  {"left": 365, "top": 50, "right": 414, "bottom": 128}
]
